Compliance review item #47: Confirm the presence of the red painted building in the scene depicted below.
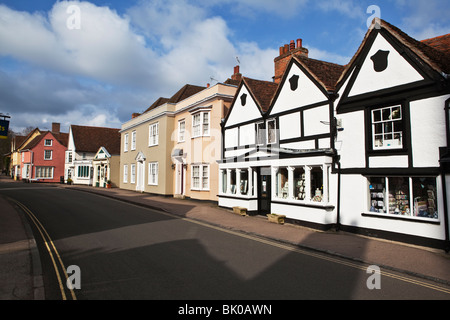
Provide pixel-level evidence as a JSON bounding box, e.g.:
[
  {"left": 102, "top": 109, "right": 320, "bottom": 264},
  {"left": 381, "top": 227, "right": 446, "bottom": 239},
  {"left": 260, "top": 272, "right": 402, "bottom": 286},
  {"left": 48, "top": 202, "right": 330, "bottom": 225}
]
[{"left": 20, "top": 123, "right": 68, "bottom": 183}]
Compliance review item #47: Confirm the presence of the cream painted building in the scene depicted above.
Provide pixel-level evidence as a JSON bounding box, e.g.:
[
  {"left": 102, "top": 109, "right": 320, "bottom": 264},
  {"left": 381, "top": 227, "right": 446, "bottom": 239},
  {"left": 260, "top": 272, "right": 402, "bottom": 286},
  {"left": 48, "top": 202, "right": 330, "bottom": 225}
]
[{"left": 120, "top": 69, "right": 239, "bottom": 200}]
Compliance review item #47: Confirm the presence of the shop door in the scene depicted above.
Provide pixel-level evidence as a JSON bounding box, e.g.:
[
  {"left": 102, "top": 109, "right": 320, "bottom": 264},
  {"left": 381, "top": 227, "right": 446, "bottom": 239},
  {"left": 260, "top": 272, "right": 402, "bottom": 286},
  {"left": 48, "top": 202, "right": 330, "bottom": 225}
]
[{"left": 258, "top": 167, "right": 271, "bottom": 215}]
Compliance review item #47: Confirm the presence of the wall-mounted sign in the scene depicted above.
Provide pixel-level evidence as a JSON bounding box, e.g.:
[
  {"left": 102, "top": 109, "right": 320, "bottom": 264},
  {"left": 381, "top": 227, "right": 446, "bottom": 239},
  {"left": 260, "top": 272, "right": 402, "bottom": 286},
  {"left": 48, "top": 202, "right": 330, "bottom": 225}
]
[{"left": 0, "top": 119, "right": 9, "bottom": 139}]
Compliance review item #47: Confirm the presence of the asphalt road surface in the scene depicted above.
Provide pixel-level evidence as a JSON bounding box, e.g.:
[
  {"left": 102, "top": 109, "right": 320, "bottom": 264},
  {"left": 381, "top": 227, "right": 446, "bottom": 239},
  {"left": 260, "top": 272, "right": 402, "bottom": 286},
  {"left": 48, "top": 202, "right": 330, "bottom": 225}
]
[{"left": 1, "top": 182, "right": 450, "bottom": 301}]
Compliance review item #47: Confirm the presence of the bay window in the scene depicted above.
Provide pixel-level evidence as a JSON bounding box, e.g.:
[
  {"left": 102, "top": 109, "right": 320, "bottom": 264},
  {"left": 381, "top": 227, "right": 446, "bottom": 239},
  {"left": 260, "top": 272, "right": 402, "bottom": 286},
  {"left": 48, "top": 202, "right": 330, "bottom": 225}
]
[
  {"left": 274, "top": 165, "right": 328, "bottom": 203},
  {"left": 192, "top": 111, "right": 210, "bottom": 138}
]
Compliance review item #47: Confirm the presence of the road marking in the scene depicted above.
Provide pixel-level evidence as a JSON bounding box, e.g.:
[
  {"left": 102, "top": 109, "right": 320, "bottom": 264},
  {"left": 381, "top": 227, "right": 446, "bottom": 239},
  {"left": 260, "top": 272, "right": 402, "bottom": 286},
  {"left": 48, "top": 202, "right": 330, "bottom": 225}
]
[
  {"left": 180, "top": 217, "right": 450, "bottom": 295},
  {"left": 59, "top": 189, "right": 450, "bottom": 295},
  {"left": 10, "top": 198, "right": 77, "bottom": 300}
]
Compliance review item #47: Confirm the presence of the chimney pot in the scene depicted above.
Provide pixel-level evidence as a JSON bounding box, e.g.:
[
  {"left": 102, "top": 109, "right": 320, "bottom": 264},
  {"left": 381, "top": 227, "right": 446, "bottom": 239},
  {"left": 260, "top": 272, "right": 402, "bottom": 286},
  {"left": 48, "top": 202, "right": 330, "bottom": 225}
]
[
  {"left": 284, "top": 44, "right": 289, "bottom": 54},
  {"left": 290, "top": 40, "right": 295, "bottom": 51},
  {"left": 297, "top": 38, "right": 302, "bottom": 48}
]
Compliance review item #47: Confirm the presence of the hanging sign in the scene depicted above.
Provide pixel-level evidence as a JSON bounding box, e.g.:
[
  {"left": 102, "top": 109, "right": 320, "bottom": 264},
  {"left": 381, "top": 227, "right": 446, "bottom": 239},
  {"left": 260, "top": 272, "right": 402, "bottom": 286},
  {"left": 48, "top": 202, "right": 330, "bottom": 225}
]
[{"left": 0, "top": 119, "right": 9, "bottom": 139}]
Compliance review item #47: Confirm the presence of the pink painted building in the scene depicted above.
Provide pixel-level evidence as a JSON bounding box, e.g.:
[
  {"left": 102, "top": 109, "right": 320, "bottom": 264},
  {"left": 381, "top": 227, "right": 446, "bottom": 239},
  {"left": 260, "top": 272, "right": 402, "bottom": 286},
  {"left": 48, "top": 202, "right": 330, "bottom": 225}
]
[{"left": 20, "top": 123, "right": 68, "bottom": 183}]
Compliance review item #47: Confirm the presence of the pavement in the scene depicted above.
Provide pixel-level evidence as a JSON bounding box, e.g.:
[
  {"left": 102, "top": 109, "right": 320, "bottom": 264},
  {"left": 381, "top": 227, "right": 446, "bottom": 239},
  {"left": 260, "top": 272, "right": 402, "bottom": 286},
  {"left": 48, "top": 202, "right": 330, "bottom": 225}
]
[{"left": 1, "top": 175, "right": 450, "bottom": 300}]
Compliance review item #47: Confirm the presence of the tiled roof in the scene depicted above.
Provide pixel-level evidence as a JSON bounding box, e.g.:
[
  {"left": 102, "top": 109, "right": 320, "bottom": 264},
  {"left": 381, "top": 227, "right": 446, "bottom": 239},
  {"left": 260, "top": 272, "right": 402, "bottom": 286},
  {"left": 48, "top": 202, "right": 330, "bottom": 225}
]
[
  {"left": 71, "top": 125, "right": 121, "bottom": 154},
  {"left": 168, "top": 84, "right": 206, "bottom": 103},
  {"left": 243, "top": 77, "right": 279, "bottom": 113},
  {"left": 294, "top": 55, "right": 345, "bottom": 91},
  {"left": 144, "top": 97, "right": 169, "bottom": 113},
  {"left": 24, "top": 131, "right": 69, "bottom": 150},
  {"left": 421, "top": 34, "right": 450, "bottom": 57}
]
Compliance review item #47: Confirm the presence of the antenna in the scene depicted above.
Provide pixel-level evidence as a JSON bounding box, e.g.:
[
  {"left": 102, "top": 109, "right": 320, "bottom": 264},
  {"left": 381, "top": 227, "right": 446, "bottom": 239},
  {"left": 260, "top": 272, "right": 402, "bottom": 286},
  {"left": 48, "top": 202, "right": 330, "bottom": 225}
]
[{"left": 236, "top": 56, "right": 240, "bottom": 65}]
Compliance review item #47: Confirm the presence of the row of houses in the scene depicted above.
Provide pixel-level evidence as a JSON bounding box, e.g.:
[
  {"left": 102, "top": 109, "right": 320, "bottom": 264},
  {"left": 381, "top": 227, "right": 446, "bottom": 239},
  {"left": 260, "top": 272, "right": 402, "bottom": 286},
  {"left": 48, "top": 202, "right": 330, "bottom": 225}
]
[
  {"left": 9, "top": 122, "right": 121, "bottom": 188},
  {"left": 8, "top": 19, "right": 450, "bottom": 250}
]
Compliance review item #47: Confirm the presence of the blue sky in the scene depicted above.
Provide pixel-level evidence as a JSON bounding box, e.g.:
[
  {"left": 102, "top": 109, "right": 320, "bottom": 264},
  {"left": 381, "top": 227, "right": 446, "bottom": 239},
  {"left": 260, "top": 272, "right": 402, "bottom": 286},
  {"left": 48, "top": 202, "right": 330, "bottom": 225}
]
[{"left": 0, "top": 0, "right": 449, "bottom": 133}]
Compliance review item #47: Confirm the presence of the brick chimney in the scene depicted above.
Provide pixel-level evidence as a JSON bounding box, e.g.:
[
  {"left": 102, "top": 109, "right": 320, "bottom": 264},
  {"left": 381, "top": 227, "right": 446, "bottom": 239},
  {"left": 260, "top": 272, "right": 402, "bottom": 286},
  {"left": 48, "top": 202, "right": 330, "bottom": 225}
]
[
  {"left": 52, "top": 122, "right": 60, "bottom": 133},
  {"left": 231, "top": 65, "right": 242, "bottom": 82},
  {"left": 273, "top": 38, "right": 308, "bottom": 84}
]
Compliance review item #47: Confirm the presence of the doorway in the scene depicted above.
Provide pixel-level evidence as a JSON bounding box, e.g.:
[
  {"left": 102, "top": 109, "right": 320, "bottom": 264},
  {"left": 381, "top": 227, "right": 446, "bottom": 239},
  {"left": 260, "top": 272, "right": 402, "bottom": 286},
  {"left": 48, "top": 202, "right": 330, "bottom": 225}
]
[{"left": 258, "top": 167, "right": 271, "bottom": 215}]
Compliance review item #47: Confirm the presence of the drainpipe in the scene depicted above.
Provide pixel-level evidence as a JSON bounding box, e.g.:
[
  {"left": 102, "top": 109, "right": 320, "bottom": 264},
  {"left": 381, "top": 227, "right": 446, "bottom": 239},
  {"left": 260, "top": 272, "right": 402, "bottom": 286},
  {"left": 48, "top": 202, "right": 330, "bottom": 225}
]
[{"left": 336, "top": 156, "right": 341, "bottom": 232}]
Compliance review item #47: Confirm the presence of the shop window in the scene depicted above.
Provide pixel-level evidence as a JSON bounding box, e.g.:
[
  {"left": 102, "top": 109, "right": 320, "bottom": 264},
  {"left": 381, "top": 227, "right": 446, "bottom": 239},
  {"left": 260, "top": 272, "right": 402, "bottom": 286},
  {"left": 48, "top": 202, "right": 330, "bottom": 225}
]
[
  {"left": 221, "top": 170, "right": 227, "bottom": 194},
  {"left": 368, "top": 176, "right": 438, "bottom": 219},
  {"left": 294, "top": 167, "right": 306, "bottom": 200},
  {"left": 240, "top": 170, "right": 248, "bottom": 195},
  {"left": 412, "top": 177, "right": 438, "bottom": 218},
  {"left": 230, "top": 169, "right": 236, "bottom": 194},
  {"left": 276, "top": 168, "right": 289, "bottom": 199},
  {"left": 372, "top": 105, "right": 403, "bottom": 150},
  {"left": 310, "top": 167, "right": 323, "bottom": 202}
]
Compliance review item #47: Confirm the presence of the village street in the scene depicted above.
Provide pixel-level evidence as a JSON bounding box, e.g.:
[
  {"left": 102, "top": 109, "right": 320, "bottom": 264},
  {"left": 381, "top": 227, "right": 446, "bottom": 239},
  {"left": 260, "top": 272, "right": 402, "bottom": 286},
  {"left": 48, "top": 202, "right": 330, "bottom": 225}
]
[{"left": 1, "top": 178, "right": 450, "bottom": 302}]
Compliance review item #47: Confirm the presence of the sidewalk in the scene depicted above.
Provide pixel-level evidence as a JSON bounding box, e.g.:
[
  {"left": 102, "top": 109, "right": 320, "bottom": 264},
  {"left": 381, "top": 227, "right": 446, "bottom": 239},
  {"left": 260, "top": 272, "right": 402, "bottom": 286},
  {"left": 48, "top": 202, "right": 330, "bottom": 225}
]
[{"left": 1, "top": 177, "right": 450, "bottom": 300}]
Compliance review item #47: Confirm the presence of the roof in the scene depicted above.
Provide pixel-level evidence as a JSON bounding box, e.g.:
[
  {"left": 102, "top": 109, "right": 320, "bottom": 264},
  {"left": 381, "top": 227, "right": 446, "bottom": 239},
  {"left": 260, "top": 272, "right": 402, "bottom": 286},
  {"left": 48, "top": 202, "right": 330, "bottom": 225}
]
[
  {"left": 24, "top": 131, "right": 69, "bottom": 150},
  {"left": 294, "top": 55, "right": 345, "bottom": 91},
  {"left": 168, "top": 84, "right": 206, "bottom": 103},
  {"left": 337, "top": 19, "right": 450, "bottom": 86},
  {"left": 242, "top": 77, "right": 279, "bottom": 113},
  {"left": 143, "top": 97, "right": 170, "bottom": 114},
  {"left": 71, "top": 125, "right": 121, "bottom": 154},
  {"left": 422, "top": 34, "right": 450, "bottom": 57}
]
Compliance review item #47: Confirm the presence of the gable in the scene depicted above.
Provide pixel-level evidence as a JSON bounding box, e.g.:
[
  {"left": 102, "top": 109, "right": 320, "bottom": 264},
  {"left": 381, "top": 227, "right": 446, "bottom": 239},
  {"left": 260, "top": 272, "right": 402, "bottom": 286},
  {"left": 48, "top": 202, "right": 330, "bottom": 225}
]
[
  {"left": 348, "top": 33, "right": 424, "bottom": 98},
  {"left": 270, "top": 60, "right": 328, "bottom": 116},
  {"left": 224, "top": 84, "right": 263, "bottom": 128}
]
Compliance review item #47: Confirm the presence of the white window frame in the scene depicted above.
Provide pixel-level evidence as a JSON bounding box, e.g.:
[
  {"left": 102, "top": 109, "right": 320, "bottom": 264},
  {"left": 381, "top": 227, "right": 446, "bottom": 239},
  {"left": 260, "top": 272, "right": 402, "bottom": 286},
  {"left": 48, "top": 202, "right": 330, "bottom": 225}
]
[
  {"left": 131, "top": 131, "right": 136, "bottom": 151},
  {"left": 266, "top": 119, "right": 277, "bottom": 145},
  {"left": 256, "top": 121, "right": 265, "bottom": 146},
  {"left": 44, "top": 139, "right": 52, "bottom": 146},
  {"left": 192, "top": 111, "right": 210, "bottom": 138},
  {"left": 44, "top": 150, "right": 52, "bottom": 160},
  {"left": 371, "top": 105, "right": 403, "bottom": 150},
  {"left": 123, "top": 164, "right": 128, "bottom": 183},
  {"left": 35, "top": 166, "right": 54, "bottom": 179},
  {"left": 149, "top": 123, "right": 159, "bottom": 147},
  {"left": 130, "top": 164, "right": 136, "bottom": 184},
  {"left": 178, "top": 119, "right": 186, "bottom": 142},
  {"left": 191, "top": 164, "right": 209, "bottom": 191},
  {"left": 148, "top": 162, "right": 158, "bottom": 185},
  {"left": 66, "top": 151, "right": 73, "bottom": 163},
  {"left": 124, "top": 133, "right": 129, "bottom": 152}
]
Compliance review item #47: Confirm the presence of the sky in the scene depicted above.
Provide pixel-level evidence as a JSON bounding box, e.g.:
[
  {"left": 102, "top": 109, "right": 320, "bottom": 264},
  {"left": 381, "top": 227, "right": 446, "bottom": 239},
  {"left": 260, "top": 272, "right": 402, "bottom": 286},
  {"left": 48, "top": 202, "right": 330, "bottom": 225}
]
[{"left": 0, "top": 0, "right": 449, "bottom": 133}]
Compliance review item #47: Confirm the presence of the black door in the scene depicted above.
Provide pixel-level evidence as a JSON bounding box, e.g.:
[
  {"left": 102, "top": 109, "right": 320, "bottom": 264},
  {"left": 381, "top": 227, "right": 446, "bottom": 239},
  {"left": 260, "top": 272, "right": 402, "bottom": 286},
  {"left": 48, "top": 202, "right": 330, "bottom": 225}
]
[{"left": 258, "top": 167, "right": 271, "bottom": 215}]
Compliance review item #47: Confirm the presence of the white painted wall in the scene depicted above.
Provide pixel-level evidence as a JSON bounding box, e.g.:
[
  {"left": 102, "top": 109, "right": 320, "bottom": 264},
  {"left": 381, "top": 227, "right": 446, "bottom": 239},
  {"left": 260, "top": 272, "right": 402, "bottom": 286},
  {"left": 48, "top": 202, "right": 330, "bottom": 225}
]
[
  {"left": 303, "top": 104, "right": 329, "bottom": 136},
  {"left": 349, "top": 33, "right": 424, "bottom": 97},
  {"left": 270, "top": 62, "right": 327, "bottom": 115},
  {"left": 225, "top": 85, "right": 262, "bottom": 128},
  {"left": 335, "top": 110, "right": 366, "bottom": 169},
  {"left": 279, "top": 112, "right": 301, "bottom": 140},
  {"left": 410, "top": 94, "right": 449, "bottom": 167}
]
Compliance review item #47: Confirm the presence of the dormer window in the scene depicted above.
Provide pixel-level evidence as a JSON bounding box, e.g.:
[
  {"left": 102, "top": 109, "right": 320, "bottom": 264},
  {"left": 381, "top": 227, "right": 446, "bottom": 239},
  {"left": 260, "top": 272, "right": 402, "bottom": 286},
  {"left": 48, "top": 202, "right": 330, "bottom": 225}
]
[{"left": 371, "top": 105, "right": 403, "bottom": 150}]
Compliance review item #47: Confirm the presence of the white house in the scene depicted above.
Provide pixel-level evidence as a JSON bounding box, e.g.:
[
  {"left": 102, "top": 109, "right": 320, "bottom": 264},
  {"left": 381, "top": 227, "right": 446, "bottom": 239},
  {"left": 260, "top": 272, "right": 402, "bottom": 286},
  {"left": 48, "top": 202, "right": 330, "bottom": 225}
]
[
  {"left": 335, "top": 20, "right": 450, "bottom": 249},
  {"left": 218, "top": 38, "right": 345, "bottom": 229},
  {"left": 219, "top": 20, "right": 450, "bottom": 250},
  {"left": 65, "top": 125, "right": 121, "bottom": 185}
]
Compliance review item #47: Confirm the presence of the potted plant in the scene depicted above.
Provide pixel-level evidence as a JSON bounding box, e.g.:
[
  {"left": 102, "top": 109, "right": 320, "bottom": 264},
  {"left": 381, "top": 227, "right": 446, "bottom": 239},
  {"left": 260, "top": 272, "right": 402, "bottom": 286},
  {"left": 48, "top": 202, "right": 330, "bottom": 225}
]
[
  {"left": 267, "top": 213, "right": 286, "bottom": 225},
  {"left": 106, "top": 180, "right": 112, "bottom": 189},
  {"left": 66, "top": 178, "right": 73, "bottom": 185}
]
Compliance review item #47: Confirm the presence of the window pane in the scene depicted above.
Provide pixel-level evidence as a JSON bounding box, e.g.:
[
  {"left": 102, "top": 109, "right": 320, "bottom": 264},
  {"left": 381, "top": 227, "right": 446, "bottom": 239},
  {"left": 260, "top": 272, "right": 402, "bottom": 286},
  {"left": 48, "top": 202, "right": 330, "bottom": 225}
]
[
  {"left": 294, "top": 167, "right": 305, "bottom": 200},
  {"left": 388, "top": 177, "right": 410, "bottom": 215},
  {"left": 240, "top": 170, "right": 248, "bottom": 195},
  {"left": 412, "top": 177, "right": 438, "bottom": 218},
  {"left": 392, "top": 106, "right": 401, "bottom": 119},
  {"left": 276, "top": 168, "right": 288, "bottom": 198},
  {"left": 374, "top": 123, "right": 382, "bottom": 134},
  {"left": 369, "top": 177, "right": 386, "bottom": 212},
  {"left": 373, "top": 110, "right": 381, "bottom": 122},
  {"left": 311, "top": 167, "right": 323, "bottom": 202},
  {"left": 382, "top": 108, "right": 391, "bottom": 121}
]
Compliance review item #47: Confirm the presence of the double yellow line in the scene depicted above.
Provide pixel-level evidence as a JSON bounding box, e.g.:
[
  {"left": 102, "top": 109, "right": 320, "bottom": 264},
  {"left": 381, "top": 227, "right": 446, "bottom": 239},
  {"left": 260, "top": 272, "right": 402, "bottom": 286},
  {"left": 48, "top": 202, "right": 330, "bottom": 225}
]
[{"left": 11, "top": 198, "right": 77, "bottom": 300}]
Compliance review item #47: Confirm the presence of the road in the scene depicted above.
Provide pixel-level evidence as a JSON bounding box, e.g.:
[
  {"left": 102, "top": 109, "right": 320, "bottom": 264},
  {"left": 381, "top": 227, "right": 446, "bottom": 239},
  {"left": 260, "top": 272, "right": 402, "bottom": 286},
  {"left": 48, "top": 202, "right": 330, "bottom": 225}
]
[{"left": 1, "top": 182, "right": 450, "bottom": 301}]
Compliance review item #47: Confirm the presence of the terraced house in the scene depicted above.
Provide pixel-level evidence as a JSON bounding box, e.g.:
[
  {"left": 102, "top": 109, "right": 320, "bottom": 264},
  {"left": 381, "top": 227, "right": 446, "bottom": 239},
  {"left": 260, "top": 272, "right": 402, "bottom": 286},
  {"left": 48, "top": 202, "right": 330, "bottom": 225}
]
[
  {"left": 120, "top": 69, "right": 239, "bottom": 200},
  {"left": 219, "top": 20, "right": 450, "bottom": 250}
]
